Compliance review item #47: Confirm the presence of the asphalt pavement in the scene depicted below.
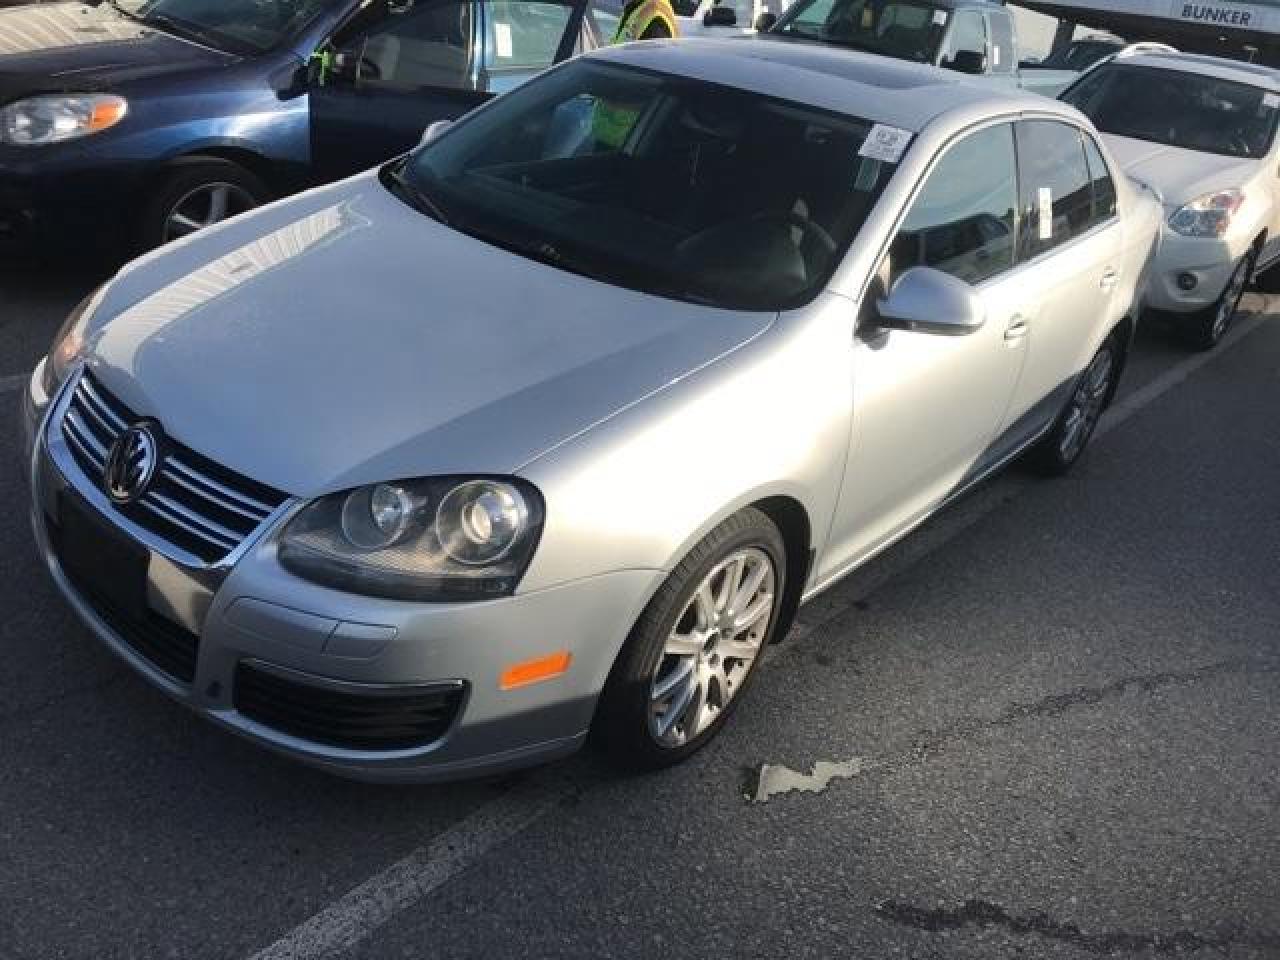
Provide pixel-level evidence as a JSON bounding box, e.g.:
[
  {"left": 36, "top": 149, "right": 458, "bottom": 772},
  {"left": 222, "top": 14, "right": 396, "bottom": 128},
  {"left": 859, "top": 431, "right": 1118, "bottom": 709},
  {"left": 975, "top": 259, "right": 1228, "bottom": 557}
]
[{"left": 1, "top": 260, "right": 1277, "bottom": 959}]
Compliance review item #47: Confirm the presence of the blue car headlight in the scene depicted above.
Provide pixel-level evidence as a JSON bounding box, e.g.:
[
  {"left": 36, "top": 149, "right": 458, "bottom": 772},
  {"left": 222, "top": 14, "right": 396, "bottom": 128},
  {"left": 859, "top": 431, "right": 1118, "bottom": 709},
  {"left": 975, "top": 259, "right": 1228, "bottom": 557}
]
[
  {"left": 278, "top": 478, "right": 544, "bottom": 601},
  {"left": 0, "top": 95, "right": 128, "bottom": 146}
]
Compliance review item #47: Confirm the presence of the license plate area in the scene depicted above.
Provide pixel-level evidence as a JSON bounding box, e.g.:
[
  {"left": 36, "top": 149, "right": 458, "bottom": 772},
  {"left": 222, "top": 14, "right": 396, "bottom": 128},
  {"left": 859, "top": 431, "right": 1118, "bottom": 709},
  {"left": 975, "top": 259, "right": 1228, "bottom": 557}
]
[{"left": 55, "top": 495, "right": 150, "bottom": 624}]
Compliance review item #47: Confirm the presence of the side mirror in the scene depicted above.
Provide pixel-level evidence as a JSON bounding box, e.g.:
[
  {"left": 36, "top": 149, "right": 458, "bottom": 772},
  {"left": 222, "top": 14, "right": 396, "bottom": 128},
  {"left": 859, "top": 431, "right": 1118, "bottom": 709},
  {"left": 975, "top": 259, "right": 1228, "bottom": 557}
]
[
  {"left": 703, "top": 4, "right": 737, "bottom": 26},
  {"left": 947, "top": 50, "right": 987, "bottom": 74},
  {"left": 754, "top": 11, "right": 777, "bottom": 31},
  {"left": 875, "top": 267, "right": 986, "bottom": 336},
  {"left": 420, "top": 119, "right": 453, "bottom": 146}
]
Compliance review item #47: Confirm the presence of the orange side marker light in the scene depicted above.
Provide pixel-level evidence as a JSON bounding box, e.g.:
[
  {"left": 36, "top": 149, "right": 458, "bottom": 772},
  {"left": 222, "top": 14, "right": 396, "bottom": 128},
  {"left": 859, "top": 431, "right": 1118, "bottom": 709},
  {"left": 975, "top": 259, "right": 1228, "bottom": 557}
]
[{"left": 499, "top": 651, "right": 572, "bottom": 691}]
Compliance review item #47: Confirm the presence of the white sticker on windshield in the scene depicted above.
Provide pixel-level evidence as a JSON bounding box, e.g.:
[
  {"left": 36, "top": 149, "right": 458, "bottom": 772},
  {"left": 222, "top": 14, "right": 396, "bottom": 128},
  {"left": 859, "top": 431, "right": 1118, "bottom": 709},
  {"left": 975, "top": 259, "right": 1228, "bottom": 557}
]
[
  {"left": 495, "top": 22, "right": 513, "bottom": 58},
  {"left": 859, "top": 124, "right": 913, "bottom": 164},
  {"left": 932, "top": 9, "right": 947, "bottom": 24},
  {"left": 1264, "top": 93, "right": 1280, "bottom": 109},
  {"left": 1038, "top": 187, "right": 1054, "bottom": 241}
]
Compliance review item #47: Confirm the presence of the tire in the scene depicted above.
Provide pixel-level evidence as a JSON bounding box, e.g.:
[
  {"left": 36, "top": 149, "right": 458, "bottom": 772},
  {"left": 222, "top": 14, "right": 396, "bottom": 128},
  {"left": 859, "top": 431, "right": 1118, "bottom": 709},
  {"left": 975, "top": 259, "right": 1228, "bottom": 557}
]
[
  {"left": 139, "top": 158, "right": 270, "bottom": 251},
  {"left": 1187, "top": 252, "right": 1253, "bottom": 351},
  {"left": 1025, "top": 335, "right": 1119, "bottom": 476},
  {"left": 593, "top": 507, "right": 787, "bottom": 771}
]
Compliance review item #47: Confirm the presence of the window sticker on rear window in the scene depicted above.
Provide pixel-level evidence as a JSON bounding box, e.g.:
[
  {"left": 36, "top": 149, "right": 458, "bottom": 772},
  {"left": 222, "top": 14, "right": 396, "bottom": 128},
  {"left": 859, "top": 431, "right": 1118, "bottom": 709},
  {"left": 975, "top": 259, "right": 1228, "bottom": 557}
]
[
  {"left": 859, "top": 124, "right": 913, "bottom": 163},
  {"left": 1264, "top": 93, "right": 1280, "bottom": 110},
  {"left": 1038, "top": 187, "right": 1054, "bottom": 241},
  {"left": 932, "top": 9, "right": 947, "bottom": 25}
]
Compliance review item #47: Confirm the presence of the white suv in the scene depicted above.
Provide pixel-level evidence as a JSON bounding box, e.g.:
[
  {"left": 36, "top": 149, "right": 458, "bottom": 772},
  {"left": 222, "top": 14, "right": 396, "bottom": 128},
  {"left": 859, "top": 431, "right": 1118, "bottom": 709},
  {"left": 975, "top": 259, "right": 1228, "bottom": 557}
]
[{"left": 1064, "top": 52, "right": 1280, "bottom": 350}]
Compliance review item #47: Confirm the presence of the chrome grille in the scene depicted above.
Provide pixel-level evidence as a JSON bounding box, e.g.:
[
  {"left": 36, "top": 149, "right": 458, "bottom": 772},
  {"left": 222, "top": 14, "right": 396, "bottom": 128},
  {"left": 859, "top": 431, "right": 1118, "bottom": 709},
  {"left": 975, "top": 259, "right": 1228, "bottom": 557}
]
[{"left": 60, "top": 372, "right": 289, "bottom": 565}]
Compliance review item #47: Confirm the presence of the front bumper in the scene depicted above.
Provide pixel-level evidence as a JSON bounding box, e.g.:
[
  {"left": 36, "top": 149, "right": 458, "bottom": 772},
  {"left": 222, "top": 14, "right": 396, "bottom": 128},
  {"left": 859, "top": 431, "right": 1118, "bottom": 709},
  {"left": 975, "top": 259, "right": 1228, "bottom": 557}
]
[
  {"left": 1144, "top": 227, "right": 1252, "bottom": 315},
  {"left": 0, "top": 146, "right": 145, "bottom": 246},
  {"left": 26, "top": 373, "right": 658, "bottom": 782}
]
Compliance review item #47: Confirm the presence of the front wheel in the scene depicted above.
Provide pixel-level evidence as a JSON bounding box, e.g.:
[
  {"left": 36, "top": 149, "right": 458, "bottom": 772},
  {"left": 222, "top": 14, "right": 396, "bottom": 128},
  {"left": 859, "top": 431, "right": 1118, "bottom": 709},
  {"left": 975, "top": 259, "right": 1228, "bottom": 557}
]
[
  {"left": 1026, "top": 337, "right": 1118, "bottom": 476},
  {"left": 593, "top": 508, "right": 786, "bottom": 771},
  {"left": 140, "top": 158, "right": 270, "bottom": 251},
  {"left": 1189, "top": 252, "right": 1253, "bottom": 351}
]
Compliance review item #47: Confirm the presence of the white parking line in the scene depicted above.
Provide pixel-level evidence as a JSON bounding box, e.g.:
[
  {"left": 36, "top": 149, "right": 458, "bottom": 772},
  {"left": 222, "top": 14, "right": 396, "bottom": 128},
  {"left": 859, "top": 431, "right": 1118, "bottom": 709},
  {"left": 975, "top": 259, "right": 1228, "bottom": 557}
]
[
  {"left": 0, "top": 373, "right": 28, "bottom": 395},
  {"left": 242, "top": 305, "right": 1272, "bottom": 960},
  {"left": 248, "top": 773, "right": 574, "bottom": 960}
]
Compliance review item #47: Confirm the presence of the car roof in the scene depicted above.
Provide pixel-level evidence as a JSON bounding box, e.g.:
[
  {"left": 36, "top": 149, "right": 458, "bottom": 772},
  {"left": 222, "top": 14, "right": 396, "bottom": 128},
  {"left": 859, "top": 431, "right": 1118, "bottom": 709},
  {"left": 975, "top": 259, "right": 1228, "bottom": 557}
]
[
  {"left": 1117, "top": 52, "right": 1280, "bottom": 92},
  {"left": 593, "top": 38, "right": 1061, "bottom": 133}
]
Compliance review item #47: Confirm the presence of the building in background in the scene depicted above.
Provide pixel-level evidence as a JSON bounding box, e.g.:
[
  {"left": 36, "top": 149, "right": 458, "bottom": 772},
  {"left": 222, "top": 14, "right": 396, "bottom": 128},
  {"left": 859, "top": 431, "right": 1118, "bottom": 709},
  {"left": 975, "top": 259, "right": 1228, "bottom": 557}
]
[{"left": 1010, "top": 0, "right": 1280, "bottom": 65}]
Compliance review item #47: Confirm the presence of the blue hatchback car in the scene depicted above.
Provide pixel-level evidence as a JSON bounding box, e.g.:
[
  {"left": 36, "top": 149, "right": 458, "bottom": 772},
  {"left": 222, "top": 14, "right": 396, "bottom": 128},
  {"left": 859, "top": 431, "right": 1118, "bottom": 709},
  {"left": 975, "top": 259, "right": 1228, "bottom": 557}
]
[{"left": 0, "top": 0, "right": 598, "bottom": 249}]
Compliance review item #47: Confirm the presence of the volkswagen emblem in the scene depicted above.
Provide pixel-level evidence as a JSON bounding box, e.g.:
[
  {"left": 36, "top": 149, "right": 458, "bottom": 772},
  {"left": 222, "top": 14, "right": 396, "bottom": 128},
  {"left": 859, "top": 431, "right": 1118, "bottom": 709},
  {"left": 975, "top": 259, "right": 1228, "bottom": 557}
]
[{"left": 104, "top": 424, "right": 159, "bottom": 505}]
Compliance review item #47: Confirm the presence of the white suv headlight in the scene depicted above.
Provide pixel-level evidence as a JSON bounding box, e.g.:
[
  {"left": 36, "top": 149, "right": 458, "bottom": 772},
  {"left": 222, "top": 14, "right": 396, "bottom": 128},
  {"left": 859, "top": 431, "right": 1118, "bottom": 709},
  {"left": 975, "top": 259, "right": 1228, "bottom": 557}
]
[
  {"left": 0, "top": 94, "right": 128, "bottom": 146},
  {"left": 1168, "top": 189, "right": 1245, "bottom": 239}
]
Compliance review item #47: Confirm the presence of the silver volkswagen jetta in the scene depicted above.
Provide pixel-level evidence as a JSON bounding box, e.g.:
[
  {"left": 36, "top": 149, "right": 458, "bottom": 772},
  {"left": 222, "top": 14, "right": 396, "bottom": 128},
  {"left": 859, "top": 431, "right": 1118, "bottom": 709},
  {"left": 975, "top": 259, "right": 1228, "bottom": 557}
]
[{"left": 23, "top": 39, "right": 1159, "bottom": 781}]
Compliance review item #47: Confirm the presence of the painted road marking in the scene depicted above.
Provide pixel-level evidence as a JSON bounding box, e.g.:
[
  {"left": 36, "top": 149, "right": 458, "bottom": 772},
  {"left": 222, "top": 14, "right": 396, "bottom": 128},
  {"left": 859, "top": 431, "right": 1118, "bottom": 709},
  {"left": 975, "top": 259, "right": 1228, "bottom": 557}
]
[
  {"left": 248, "top": 774, "right": 575, "bottom": 960},
  {"left": 244, "top": 306, "right": 1271, "bottom": 960}
]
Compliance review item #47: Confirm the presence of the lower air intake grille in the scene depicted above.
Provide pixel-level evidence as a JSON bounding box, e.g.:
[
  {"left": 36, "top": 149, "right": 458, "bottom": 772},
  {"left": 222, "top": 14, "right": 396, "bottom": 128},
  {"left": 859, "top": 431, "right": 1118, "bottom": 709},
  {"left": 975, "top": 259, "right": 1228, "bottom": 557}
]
[{"left": 234, "top": 664, "right": 465, "bottom": 751}]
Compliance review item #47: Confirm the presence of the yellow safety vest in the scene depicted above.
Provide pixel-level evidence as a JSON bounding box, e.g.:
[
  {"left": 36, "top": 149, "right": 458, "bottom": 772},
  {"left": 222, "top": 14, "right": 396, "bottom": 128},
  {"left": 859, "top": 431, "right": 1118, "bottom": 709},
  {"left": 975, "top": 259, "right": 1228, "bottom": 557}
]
[{"left": 592, "top": 0, "right": 679, "bottom": 149}]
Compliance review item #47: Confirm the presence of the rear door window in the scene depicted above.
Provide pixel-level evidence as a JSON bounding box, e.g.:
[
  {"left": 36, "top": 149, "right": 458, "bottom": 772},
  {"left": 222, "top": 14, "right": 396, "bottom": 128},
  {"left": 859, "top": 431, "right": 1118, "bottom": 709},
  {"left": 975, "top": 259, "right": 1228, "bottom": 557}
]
[
  {"left": 941, "top": 11, "right": 986, "bottom": 69},
  {"left": 1015, "top": 120, "right": 1094, "bottom": 260}
]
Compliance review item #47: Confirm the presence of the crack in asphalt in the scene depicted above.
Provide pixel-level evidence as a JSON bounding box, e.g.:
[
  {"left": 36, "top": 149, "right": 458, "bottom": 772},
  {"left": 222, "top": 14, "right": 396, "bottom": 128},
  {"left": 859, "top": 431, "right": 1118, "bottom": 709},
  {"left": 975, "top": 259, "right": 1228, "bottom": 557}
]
[
  {"left": 750, "top": 658, "right": 1275, "bottom": 803},
  {"left": 909, "top": 657, "right": 1276, "bottom": 759},
  {"left": 876, "top": 898, "right": 1280, "bottom": 954}
]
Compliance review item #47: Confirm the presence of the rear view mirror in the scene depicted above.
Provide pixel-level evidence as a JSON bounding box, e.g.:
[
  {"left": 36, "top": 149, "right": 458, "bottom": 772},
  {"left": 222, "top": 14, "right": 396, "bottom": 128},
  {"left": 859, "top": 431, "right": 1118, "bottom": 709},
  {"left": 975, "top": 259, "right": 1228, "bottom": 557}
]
[
  {"left": 703, "top": 4, "right": 737, "bottom": 26},
  {"left": 754, "top": 11, "right": 777, "bottom": 30},
  {"left": 672, "top": 0, "right": 697, "bottom": 14},
  {"left": 421, "top": 119, "right": 453, "bottom": 147},
  {"left": 948, "top": 50, "right": 987, "bottom": 74},
  {"left": 876, "top": 267, "right": 986, "bottom": 336}
]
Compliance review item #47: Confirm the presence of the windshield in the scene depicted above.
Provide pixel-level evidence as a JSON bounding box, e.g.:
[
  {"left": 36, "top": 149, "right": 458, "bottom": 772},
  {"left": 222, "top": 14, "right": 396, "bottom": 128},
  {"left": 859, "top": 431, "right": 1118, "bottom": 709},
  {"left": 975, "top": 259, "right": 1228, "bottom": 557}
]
[
  {"left": 396, "top": 60, "right": 902, "bottom": 311},
  {"left": 772, "top": 0, "right": 948, "bottom": 65},
  {"left": 111, "top": 0, "right": 333, "bottom": 53},
  {"left": 1063, "top": 64, "right": 1280, "bottom": 159}
]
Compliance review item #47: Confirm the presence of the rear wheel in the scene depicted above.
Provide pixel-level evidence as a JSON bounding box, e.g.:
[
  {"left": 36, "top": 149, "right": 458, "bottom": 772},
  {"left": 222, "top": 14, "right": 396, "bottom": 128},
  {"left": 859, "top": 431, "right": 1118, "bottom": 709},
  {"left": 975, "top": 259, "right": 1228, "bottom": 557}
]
[
  {"left": 140, "top": 159, "right": 270, "bottom": 251},
  {"left": 594, "top": 508, "right": 786, "bottom": 770},
  {"left": 1026, "top": 336, "right": 1118, "bottom": 476},
  {"left": 1188, "top": 252, "right": 1252, "bottom": 351}
]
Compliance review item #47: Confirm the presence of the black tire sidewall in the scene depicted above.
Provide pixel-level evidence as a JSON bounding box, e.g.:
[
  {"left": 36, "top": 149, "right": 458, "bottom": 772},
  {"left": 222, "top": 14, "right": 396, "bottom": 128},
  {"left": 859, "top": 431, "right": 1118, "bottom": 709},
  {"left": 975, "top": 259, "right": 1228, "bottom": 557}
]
[
  {"left": 1028, "top": 335, "right": 1118, "bottom": 476},
  {"left": 1193, "top": 253, "right": 1253, "bottom": 350},
  {"left": 594, "top": 508, "right": 787, "bottom": 770},
  {"left": 140, "top": 159, "right": 270, "bottom": 252}
]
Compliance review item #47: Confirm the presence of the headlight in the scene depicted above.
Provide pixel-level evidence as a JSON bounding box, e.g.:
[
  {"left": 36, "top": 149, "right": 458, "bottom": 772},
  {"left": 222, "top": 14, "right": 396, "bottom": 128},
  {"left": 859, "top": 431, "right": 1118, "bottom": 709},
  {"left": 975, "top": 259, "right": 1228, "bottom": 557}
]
[
  {"left": 1169, "top": 189, "right": 1245, "bottom": 238},
  {"left": 279, "top": 478, "right": 544, "bottom": 601},
  {"left": 42, "top": 285, "right": 108, "bottom": 396},
  {"left": 0, "top": 94, "right": 127, "bottom": 146}
]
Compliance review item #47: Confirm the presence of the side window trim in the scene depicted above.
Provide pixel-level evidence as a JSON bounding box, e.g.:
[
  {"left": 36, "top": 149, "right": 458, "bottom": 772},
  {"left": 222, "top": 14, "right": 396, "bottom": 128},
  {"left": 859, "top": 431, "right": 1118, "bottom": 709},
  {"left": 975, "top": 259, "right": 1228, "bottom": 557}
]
[{"left": 1081, "top": 130, "right": 1120, "bottom": 228}]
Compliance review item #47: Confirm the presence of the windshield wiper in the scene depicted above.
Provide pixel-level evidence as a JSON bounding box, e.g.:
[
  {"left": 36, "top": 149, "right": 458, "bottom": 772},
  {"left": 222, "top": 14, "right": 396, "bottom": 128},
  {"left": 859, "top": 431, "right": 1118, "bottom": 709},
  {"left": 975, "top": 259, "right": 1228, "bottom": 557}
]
[
  {"left": 380, "top": 161, "right": 452, "bottom": 227},
  {"left": 137, "top": 11, "right": 229, "bottom": 50}
]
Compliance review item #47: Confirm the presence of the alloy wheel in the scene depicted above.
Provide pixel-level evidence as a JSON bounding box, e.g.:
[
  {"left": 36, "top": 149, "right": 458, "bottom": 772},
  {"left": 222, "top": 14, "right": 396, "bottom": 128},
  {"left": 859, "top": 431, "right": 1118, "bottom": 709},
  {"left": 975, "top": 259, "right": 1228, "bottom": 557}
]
[
  {"left": 1058, "top": 347, "right": 1114, "bottom": 463},
  {"left": 1212, "top": 256, "right": 1251, "bottom": 342},
  {"left": 648, "top": 547, "right": 777, "bottom": 748},
  {"left": 163, "top": 182, "right": 258, "bottom": 242}
]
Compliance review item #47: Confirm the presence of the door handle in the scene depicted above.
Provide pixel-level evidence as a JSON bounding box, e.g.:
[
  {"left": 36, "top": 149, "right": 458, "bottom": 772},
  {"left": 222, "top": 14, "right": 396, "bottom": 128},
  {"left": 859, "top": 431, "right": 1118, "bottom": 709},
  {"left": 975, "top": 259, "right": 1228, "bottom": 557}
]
[
  {"left": 1100, "top": 268, "right": 1119, "bottom": 291},
  {"left": 1004, "top": 315, "right": 1029, "bottom": 342}
]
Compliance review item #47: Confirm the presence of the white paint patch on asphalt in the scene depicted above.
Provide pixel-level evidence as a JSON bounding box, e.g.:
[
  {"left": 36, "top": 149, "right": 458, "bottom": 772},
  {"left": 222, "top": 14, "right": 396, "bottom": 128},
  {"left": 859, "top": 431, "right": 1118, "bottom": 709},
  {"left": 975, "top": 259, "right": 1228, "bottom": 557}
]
[
  {"left": 754, "top": 758, "right": 873, "bottom": 803},
  {"left": 241, "top": 301, "right": 1274, "bottom": 960},
  {"left": 247, "top": 773, "right": 571, "bottom": 960},
  {"left": 0, "top": 373, "right": 28, "bottom": 394}
]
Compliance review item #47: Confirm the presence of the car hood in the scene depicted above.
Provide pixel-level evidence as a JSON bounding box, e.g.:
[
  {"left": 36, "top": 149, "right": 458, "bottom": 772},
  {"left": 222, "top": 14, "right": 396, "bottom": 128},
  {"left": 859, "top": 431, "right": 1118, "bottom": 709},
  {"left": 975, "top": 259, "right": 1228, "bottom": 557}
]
[
  {"left": 84, "top": 174, "right": 774, "bottom": 498},
  {"left": 1102, "top": 134, "right": 1258, "bottom": 208},
  {"left": 0, "top": 2, "right": 230, "bottom": 96}
]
